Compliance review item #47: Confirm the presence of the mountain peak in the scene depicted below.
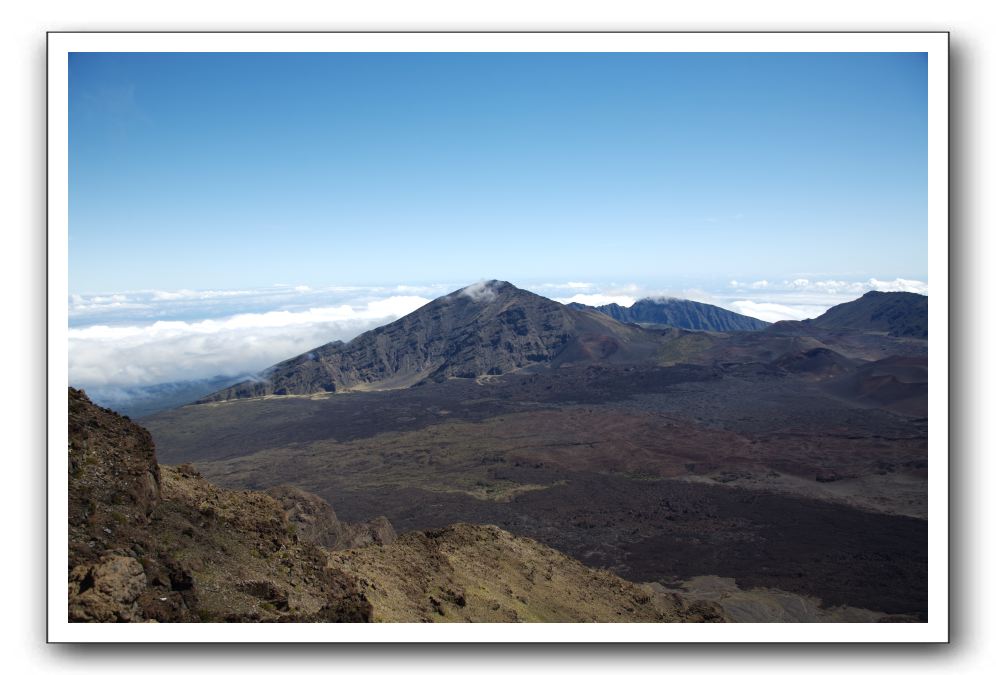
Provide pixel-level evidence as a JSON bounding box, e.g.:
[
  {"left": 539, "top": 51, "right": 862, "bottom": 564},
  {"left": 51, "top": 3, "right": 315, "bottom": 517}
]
[
  {"left": 452, "top": 279, "right": 516, "bottom": 302},
  {"left": 201, "top": 280, "right": 659, "bottom": 401}
]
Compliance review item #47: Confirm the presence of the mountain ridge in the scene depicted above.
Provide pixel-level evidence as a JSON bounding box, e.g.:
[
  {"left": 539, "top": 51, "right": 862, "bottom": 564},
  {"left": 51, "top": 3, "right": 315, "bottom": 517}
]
[
  {"left": 201, "top": 280, "right": 663, "bottom": 401},
  {"left": 199, "top": 284, "right": 927, "bottom": 404},
  {"left": 569, "top": 297, "right": 770, "bottom": 332},
  {"left": 772, "top": 290, "right": 928, "bottom": 338}
]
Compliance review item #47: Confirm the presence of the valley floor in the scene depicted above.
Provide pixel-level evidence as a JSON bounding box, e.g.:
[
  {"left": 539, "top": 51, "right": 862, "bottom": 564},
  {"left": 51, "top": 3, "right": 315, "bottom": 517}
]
[{"left": 146, "top": 362, "right": 928, "bottom": 620}]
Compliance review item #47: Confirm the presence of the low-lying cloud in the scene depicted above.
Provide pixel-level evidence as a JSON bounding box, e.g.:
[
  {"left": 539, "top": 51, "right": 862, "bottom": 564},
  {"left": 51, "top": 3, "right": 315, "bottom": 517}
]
[
  {"left": 729, "top": 277, "right": 928, "bottom": 296},
  {"left": 722, "top": 277, "right": 927, "bottom": 323},
  {"left": 727, "top": 300, "right": 830, "bottom": 323},
  {"left": 69, "top": 294, "right": 430, "bottom": 390}
]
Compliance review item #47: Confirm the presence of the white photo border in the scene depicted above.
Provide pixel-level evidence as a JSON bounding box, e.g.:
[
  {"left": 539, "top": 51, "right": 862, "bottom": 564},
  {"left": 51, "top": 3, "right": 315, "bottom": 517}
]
[{"left": 47, "top": 31, "right": 949, "bottom": 643}]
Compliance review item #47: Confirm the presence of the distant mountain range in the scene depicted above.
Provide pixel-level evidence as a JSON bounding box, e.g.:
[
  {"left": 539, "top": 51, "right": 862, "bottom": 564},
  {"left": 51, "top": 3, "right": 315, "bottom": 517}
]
[
  {"left": 86, "top": 374, "right": 252, "bottom": 419},
  {"left": 200, "top": 281, "right": 928, "bottom": 403},
  {"left": 568, "top": 297, "right": 770, "bottom": 332}
]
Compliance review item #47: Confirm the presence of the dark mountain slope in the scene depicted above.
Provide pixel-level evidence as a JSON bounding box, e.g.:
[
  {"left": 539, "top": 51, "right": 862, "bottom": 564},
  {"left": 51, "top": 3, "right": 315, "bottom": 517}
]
[
  {"left": 570, "top": 297, "right": 769, "bottom": 332},
  {"left": 202, "top": 280, "right": 663, "bottom": 401},
  {"left": 774, "top": 291, "right": 928, "bottom": 338}
]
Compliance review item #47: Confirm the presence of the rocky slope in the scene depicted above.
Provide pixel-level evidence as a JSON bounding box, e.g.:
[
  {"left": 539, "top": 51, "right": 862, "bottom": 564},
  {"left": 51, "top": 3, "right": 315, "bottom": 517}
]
[
  {"left": 69, "top": 387, "right": 374, "bottom": 622},
  {"left": 69, "top": 388, "right": 725, "bottom": 623},
  {"left": 774, "top": 291, "right": 928, "bottom": 338},
  {"left": 330, "top": 523, "right": 724, "bottom": 623},
  {"left": 201, "top": 280, "right": 664, "bottom": 401},
  {"left": 654, "top": 576, "right": 918, "bottom": 623},
  {"left": 570, "top": 297, "right": 769, "bottom": 332}
]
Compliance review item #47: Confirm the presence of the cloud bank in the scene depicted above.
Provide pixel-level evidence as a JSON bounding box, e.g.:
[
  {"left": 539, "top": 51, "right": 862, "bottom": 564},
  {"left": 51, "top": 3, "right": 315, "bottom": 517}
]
[
  {"left": 70, "top": 294, "right": 430, "bottom": 390},
  {"left": 722, "top": 277, "right": 927, "bottom": 322},
  {"left": 731, "top": 277, "right": 928, "bottom": 296}
]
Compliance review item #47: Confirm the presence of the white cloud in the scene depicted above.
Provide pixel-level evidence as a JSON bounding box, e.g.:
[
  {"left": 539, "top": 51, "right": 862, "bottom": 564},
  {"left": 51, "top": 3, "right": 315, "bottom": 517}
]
[
  {"left": 460, "top": 280, "right": 499, "bottom": 302},
  {"left": 531, "top": 281, "right": 594, "bottom": 290},
  {"left": 394, "top": 283, "right": 448, "bottom": 294},
  {"left": 721, "top": 277, "right": 926, "bottom": 322},
  {"left": 69, "top": 295, "right": 430, "bottom": 389},
  {"left": 729, "top": 277, "right": 926, "bottom": 298},
  {"left": 729, "top": 300, "right": 831, "bottom": 323},
  {"left": 868, "top": 278, "right": 928, "bottom": 294},
  {"left": 664, "top": 288, "right": 717, "bottom": 304},
  {"left": 553, "top": 293, "right": 637, "bottom": 307},
  {"left": 150, "top": 289, "right": 258, "bottom": 301}
]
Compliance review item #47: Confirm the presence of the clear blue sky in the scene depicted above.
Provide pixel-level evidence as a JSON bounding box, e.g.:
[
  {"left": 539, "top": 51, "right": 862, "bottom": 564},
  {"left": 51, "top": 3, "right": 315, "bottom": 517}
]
[{"left": 69, "top": 52, "right": 927, "bottom": 293}]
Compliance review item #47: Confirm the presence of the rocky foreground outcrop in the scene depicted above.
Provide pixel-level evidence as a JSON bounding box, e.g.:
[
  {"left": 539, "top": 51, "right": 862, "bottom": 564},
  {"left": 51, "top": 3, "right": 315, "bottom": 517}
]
[
  {"left": 68, "top": 388, "right": 727, "bottom": 623},
  {"left": 69, "top": 388, "right": 372, "bottom": 622},
  {"left": 265, "top": 484, "right": 397, "bottom": 550}
]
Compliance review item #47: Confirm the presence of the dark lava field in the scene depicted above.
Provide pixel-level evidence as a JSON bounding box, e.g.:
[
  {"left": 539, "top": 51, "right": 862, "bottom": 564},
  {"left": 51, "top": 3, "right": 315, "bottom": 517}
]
[{"left": 147, "top": 357, "right": 928, "bottom": 618}]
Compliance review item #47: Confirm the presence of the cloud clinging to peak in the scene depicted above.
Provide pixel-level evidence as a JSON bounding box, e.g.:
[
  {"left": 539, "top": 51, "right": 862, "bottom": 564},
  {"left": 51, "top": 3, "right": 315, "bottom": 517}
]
[{"left": 460, "top": 280, "right": 499, "bottom": 303}]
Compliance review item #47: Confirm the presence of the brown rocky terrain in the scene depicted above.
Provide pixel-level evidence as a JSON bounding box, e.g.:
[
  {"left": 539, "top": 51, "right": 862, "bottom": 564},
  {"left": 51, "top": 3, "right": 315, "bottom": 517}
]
[
  {"left": 69, "top": 387, "right": 372, "bottom": 622},
  {"left": 69, "top": 388, "right": 723, "bottom": 623},
  {"left": 332, "top": 523, "right": 724, "bottom": 623},
  {"left": 653, "top": 576, "right": 919, "bottom": 623}
]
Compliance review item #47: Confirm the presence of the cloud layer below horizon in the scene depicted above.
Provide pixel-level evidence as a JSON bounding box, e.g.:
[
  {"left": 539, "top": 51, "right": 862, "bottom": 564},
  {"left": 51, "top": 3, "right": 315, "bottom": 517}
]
[
  {"left": 68, "top": 277, "right": 927, "bottom": 399},
  {"left": 70, "top": 288, "right": 436, "bottom": 392}
]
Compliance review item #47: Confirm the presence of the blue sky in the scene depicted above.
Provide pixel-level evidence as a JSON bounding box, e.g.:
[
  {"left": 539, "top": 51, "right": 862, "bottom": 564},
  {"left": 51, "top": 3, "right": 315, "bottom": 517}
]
[
  {"left": 68, "top": 52, "right": 929, "bottom": 397},
  {"left": 69, "top": 52, "right": 927, "bottom": 294}
]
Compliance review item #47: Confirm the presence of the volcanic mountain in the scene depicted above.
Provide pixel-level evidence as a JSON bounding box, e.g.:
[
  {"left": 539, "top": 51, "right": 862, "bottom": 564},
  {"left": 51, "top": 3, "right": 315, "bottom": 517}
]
[
  {"left": 202, "top": 280, "right": 664, "bottom": 401},
  {"left": 774, "top": 291, "right": 928, "bottom": 338},
  {"left": 569, "top": 297, "right": 769, "bottom": 332}
]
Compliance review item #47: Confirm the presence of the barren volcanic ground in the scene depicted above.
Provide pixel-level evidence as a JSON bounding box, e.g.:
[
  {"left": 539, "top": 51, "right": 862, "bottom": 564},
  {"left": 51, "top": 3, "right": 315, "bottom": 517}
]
[{"left": 147, "top": 360, "right": 928, "bottom": 619}]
